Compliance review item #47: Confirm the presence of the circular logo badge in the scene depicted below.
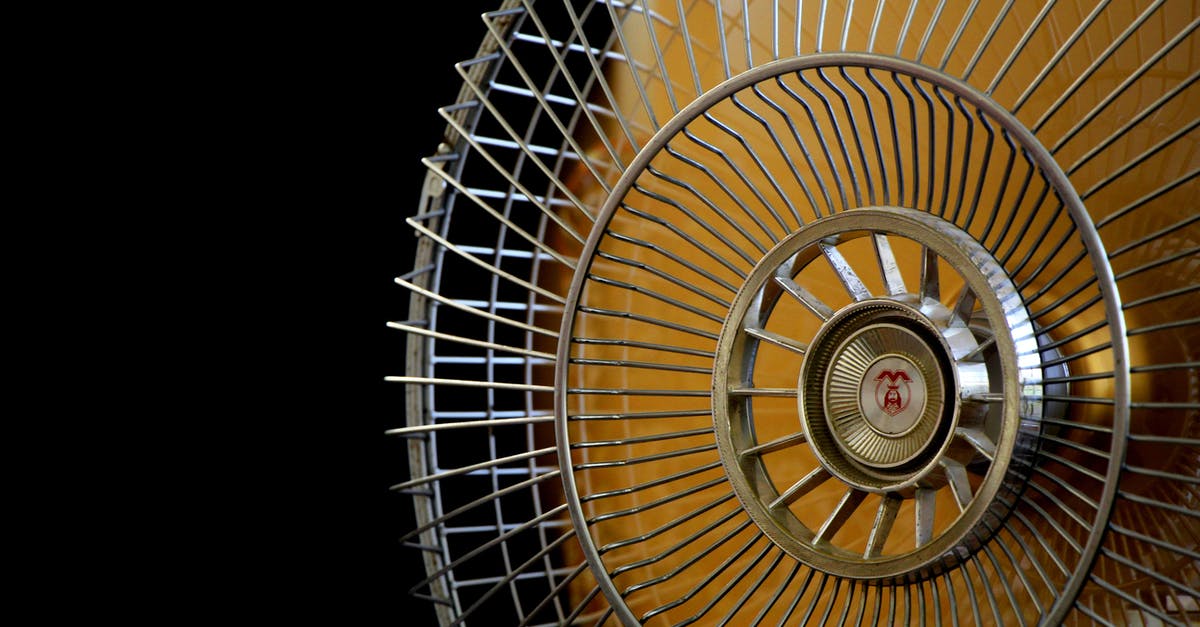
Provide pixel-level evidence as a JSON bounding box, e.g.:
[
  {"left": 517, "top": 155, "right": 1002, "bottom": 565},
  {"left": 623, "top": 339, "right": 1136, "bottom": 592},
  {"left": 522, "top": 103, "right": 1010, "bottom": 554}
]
[{"left": 860, "top": 355, "right": 927, "bottom": 435}]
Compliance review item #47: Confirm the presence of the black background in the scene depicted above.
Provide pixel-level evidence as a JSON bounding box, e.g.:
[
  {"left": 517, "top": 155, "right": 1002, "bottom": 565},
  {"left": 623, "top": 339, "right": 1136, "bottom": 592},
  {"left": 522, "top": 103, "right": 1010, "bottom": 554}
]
[{"left": 384, "top": 2, "right": 503, "bottom": 624}]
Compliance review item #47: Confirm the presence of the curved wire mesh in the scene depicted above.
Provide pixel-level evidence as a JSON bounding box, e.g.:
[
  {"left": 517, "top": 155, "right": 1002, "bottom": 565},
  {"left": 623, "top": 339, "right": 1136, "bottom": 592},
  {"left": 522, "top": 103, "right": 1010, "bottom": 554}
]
[{"left": 390, "top": 1, "right": 1199, "bottom": 625}]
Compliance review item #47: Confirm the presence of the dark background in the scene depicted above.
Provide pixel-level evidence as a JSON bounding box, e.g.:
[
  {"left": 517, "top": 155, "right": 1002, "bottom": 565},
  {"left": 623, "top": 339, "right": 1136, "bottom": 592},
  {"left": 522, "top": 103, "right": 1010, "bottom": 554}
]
[{"left": 384, "top": 2, "right": 503, "bottom": 624}]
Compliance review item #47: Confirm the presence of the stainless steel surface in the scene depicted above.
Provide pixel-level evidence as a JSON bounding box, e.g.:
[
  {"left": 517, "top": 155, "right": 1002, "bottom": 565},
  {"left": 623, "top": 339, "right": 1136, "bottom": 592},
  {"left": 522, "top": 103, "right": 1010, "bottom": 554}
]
[{"left": 392, "top": 1, "right": 1198, "bottom": 624}]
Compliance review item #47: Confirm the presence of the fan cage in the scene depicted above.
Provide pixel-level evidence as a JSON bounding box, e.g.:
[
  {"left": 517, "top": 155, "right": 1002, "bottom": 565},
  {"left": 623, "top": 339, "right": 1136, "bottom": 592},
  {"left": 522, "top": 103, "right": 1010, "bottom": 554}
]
[{"left": 391, "top": 2, "right": 1200, "bottom": 626}]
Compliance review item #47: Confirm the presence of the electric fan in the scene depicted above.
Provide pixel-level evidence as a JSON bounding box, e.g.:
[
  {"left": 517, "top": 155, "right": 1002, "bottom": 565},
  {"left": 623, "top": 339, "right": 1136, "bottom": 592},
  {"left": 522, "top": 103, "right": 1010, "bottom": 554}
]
[{"left": 389, "top": 1, "right": 1198, "bottom": 624}]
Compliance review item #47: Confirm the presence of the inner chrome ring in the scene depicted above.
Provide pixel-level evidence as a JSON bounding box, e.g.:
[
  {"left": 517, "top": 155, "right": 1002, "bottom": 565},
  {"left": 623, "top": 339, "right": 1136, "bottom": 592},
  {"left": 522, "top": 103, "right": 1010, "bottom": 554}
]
[{"left": 710, "top": 207, "right": 1042, "bottom": 581}]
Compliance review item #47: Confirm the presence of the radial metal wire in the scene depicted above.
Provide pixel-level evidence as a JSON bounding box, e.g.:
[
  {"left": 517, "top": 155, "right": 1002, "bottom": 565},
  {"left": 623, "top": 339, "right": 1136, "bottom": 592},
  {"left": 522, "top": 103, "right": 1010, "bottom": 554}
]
[{"left": 391, "top": 1, "right": 1199, "bottom": 625}]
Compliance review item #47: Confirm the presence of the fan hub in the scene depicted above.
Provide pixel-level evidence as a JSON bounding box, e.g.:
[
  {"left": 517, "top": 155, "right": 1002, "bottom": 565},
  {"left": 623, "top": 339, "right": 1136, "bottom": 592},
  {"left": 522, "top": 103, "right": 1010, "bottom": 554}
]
[{"left": 710, "top": 207, "right": 1041, "bottom": 581}]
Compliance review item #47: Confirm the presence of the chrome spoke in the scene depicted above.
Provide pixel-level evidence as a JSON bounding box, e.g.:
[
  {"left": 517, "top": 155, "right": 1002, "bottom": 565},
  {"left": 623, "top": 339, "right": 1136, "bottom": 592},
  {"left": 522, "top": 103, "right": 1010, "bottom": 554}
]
[
  {"left": 950, "top": 287, "right": 976, "bottom": 328},
  {"left": 769, "top": 467, "right": 833, "bottom": 509},
  {"left": 744, "top": 326, "right": 808, "bottom": 354},
  {"left": 774, "top": 275, "right": 835, "bottom": 321},
  {"left": 865, "top": 494, "right": 903, "bottom": 558},
  {"left": 958, "top": 335, "right": 996, "bottom": 362},
  {"left": 814, "top": 489, "right": 870, "bottom": 544},
  {"left": 729, "top": 386, "right": 799, "bottom": 398},
  {"left": 941, "top": 459, "right": 974, "bottom": 513},
  {"left": 820, "top": 242, "right": 873, "bottom": 301},
  {"left": 956, "top": 427, "right": 997, "bottom": 461},
  {"left": 915, "top": 487, "right": 937, "bottom": 548},
  {"left": 740, "top": 432, "right": 808, "bottom": 458},
  {"left": 964, "top": 392, "right": 1004, "bottom": 403},
  {"left": 872, "top": 232, "right": 908, "bottom": 296},
  {"left": 920, "top": 245, "right": 940, "bottom": 304}
]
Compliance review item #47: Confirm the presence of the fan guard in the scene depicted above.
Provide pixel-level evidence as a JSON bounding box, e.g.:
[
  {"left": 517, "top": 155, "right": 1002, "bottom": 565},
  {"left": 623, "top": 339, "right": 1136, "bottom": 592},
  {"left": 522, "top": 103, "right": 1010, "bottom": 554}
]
[{"left": 390, "top": 1, "right": 1199, "bottom": 625}]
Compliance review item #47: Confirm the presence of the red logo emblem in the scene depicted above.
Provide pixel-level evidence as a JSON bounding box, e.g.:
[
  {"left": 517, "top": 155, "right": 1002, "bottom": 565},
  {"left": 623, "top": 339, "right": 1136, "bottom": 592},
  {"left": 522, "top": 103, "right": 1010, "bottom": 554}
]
[{"left": 875, "top": 369, "right": 911, "bottom": 416}]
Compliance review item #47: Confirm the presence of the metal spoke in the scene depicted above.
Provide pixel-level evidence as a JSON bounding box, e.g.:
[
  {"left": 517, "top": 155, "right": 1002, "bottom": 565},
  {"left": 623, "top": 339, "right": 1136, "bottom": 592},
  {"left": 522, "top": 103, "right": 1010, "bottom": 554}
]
[
  {"left": 675, "top": 536, "right": 776, "bottom": 626},
  {"left": 980, "top": 543, "right": 1030, "bottom": 625},
  {"left": 820, "top": 242, "right": 873, "bottom": 301},
  {"left": 864, "top": 494, "right": 902, "bottom": 558},
  {"left": 745, "top": 326, "right": 808, "bottom": 354},
  {"left": 957, "top": 335, "right": 995, "bottom": 362},
  {"left": 414, "top": 504, "right": 570, "bottom": 592},
  {"left": 640, "top": 531, "right": 768, "bottom": 623},
  {"left": 599, "top": 492, "right": 740, "bottom": 554},
  {"left": 729, "top": 386, "right": 799, "bottom": 397},
  {"left": 964, "top": 392, "right": 1004, "bottom": 403},
  {"left": 586, "top": 273, "right": 727, "bottom": 325},
  {"left": 634, "top": 167, "right": 768, "bottom": 261},
  {"left": 573, "top": 426, "right": 715, "bottom": 452},
  {"left": 915, "top": 487, "right": 937, "bottom": 547},
  {"left": 595, "top": 249, "right": 733, "bottom": 307},
  {"left": 393, "top": 276, "right": 557, "bottom": 338},
  {"left": 950, "top": 287, "right": 976, "bottom": 328},
  {"left": 624, "top": 518, "right": 756, "bottom": 599},
  {"left": 582, "top": 460, "right": 723, "bottom": 504},
  {"left": 406, "top": 218, "right": 567, "bottom": 305},
  {"left": 774, "top": 275, "right": 835, "bottom": 320},
  {"left": 736, "top": 86, "right": 820, "bottom": 225},
  {"left": 571, "top": 407, "right": 711, "bottom": 422},
  {"left": 674, "top": 128, "right": 785, "bottom": 245},
  {"left": 745, "top": 83, "right": 832, "bottom": 217},
  {"left": 740, "top": 432, "right": 808, "bottom": 458},
  {"left": 572, "top": 442, "right": 718, "bottom": 470},
  {"left": 814, "top": 488, "right": 869, "bottom": 544},
  {"left": 694, "top": 111, "right": 796, "bottom": 235},
  {"left": 920, "top": 245, "right": 940, "bottom": 304},
  {"left": 941, "top": 459, "right": 973, "bottom": 512},
  {"left": 769, "top": 467, "right": 833, "bottom": 509},
  {"left": 752, "top": 77, "right": 839, "bottom": 216},
  {"left": 576, "top": 304, "right": 721, "bottom": 341},
  {"left": 390, "top": 446, "right": 556, "bottom": 492},
  {"left": 387, "top": 415, "right": 555, "bottom": 437},
  {"left": 569, "top": 356, "right": 710, "bottom": 375},
  {"left": 745, "top": 559, "right": 802, "bottom": 627},
  {"left": 447, "top": 530, "right": 579, "bottom": 627},
  {"left": 776, "top": 568, "right": 820, "bottom": 625},
  {"left": 872, "top": 232, "right": 908, "bottom": 296},
  {"left": 400, "top": 470, "right": 562, "bottom": 543}
]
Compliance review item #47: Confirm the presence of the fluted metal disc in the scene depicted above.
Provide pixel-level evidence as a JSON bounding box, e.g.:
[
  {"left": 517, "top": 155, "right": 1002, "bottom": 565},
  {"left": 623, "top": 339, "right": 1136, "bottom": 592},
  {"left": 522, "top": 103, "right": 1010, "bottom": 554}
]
[{"left": 823, "top": 324, "right": 941, "bottom": 467}]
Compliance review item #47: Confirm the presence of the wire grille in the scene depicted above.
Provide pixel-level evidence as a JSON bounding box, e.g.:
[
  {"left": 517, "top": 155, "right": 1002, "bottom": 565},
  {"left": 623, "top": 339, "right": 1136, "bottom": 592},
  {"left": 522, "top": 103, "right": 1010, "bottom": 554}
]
[{"left": 390, "top": 1, "right": 1199, "bottom": 625}]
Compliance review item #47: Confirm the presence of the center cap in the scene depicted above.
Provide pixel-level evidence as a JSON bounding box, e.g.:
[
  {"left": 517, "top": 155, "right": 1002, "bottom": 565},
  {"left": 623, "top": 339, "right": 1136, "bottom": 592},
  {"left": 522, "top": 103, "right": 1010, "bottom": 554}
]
[
  {"left": 860, "top": 354, "right": 927, "bottom": 435},
  {"left": 803, "top": 302, "right": 956, "bottom": 488}
]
